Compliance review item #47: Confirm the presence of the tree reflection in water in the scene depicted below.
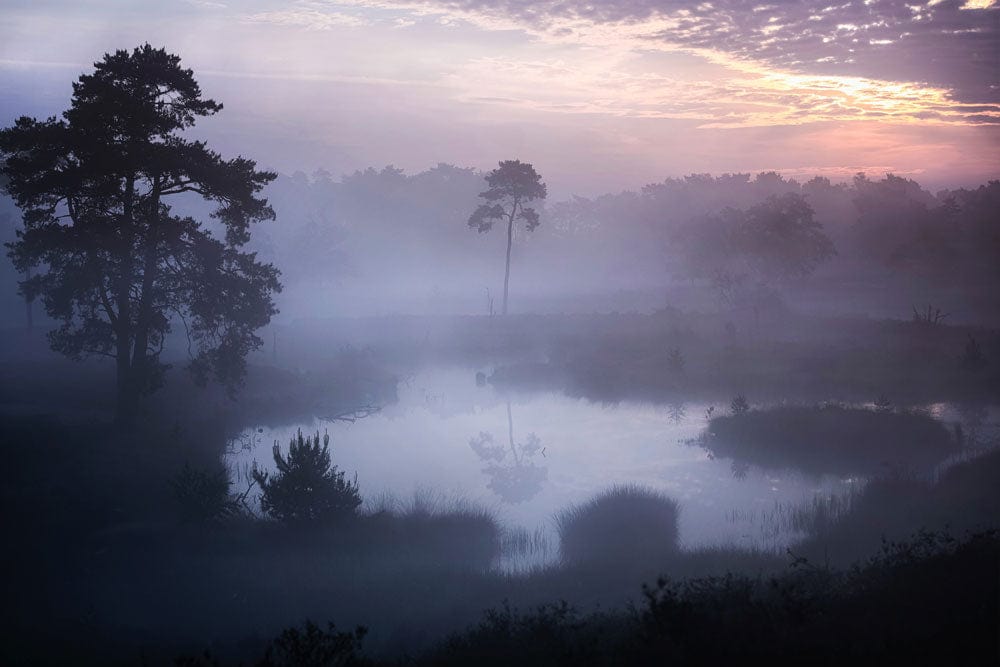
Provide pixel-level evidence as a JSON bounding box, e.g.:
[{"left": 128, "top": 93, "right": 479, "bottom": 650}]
[
  {"left": 667, "top": 402, "right": 686, "bottom": 425},
  {"left": 469, "top": 402, "right": 548, "bottom": 503}
]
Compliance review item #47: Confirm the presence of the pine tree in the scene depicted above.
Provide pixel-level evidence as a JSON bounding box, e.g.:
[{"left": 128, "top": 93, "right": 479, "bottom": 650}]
[{"left": 253, "top": 430, "right": 362, "bottom": 523}]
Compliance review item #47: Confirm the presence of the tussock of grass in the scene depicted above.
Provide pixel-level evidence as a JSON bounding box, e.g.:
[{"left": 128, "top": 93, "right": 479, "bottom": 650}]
[
  {"left": 355, "top": 490, "right": 501, "bottom": 571},
  {"left": 556, "top": 484, "right": 679, "bottom": 567}
]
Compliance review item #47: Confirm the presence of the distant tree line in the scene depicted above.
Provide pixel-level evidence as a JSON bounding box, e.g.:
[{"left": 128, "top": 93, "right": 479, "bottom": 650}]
[{"left": 248, "top": 167, "right": 997, "bottom": 318}]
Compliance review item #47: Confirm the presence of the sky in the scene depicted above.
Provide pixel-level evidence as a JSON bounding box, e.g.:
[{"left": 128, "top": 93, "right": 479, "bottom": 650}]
[{"left": 1, "top": 0, "right": 998, "bottom": 196}]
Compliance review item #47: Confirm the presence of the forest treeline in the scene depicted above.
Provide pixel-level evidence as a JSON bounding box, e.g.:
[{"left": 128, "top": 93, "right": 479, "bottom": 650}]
[
  {"left": 2, "top": 165, "right": 997, "bottom": 321},
  {"left": 241, "top": 168, "right": 1000, "bottom": 318}
]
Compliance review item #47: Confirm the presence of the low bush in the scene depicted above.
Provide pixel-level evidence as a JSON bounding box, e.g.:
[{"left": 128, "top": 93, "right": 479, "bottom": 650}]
[
  {"left": 170, "top": 463, "right": 237, "bottom": 524},
  {"left": 176, "top": 620, "right": 371, "bottom": 667},
  {"left": 418, "top": 529, "right": 999, "bottom": 666},
  {"left": 360, "top": 492, "right": 501, "bottom": 570}
]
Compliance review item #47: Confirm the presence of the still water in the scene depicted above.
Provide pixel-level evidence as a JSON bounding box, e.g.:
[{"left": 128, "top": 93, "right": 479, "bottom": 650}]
[{"left": 226, "top": 366, "right": 866, "bottom": 561}]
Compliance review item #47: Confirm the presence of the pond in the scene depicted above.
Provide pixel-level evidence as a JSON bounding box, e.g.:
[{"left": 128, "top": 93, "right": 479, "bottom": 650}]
[{"left": 228, "top": 367, "right": 918, "bottom": 566}]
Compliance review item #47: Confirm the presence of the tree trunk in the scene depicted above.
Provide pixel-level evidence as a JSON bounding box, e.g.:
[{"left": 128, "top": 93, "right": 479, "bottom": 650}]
[
  {"left": 24, "top": 268, "right": 33, "bottom": 331},
  {"left": 115, "top": 174, "right": 138, "bottom": 425},
  {"left": 115, "top": 336, "right": 137, "bottom": 424},
  {"left": 506, "top": 401, "right": 519, "bottom": 464},
  {"left": 502, "top": 211, "right": 514, "bottom": 316},
  {"left": 131, "top": 179, "right": 161, "bottom": 397}
]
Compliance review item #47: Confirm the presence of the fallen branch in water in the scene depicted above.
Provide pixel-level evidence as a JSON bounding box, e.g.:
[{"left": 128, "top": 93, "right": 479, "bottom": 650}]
[{"left": 317, "top": 404, "right": 382, "bottom": 424}]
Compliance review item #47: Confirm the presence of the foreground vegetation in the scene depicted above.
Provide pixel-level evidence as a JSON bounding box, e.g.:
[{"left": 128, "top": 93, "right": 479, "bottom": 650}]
[
  {"left": 174, "top": 529, "right": 999, "bottom": 666},
  {"left": 0, "top": 308, "right": 996, "bottom": 665}
]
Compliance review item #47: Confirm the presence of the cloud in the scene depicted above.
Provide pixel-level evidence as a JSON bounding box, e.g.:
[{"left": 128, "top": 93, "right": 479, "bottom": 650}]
[
  {"left": 184, "top": 0, "right": 228, "bottom": 9},
  {"left": 448, "top": 51, "right": 996, "bottom": 129},
  {"left": 330, "top": 0, "right": 999, "bottom": 110},
  {"left": 245, "top": 5, "right": 368, "bottom": 30}
]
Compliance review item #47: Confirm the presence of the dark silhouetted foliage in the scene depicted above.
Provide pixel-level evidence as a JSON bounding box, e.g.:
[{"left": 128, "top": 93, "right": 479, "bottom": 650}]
[
  {"left": 253, "top": 429, "right": 362, "bottom": 523},
  {"left": 912, "top": 304, "right": 949, "bottom": 325},
  {"left": 176, "top": 621, "right": 369, "bottom": 667},
  {"left": 0, "top": 44, "right": 280, "bottom": 421},
  {"left": 415, "top": 530, "right": 998, "bottom": 666},
  {"left": 169, "top": 462, "right": 234, "bottom": 524},
  {"left": 257, "top": 620, "right": 369, "bottom": 667}
]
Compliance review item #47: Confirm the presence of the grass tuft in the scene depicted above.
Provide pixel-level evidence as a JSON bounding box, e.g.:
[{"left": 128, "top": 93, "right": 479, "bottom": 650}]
[{"left": 556, "top": 484, "right": 680, "bottom": 567}]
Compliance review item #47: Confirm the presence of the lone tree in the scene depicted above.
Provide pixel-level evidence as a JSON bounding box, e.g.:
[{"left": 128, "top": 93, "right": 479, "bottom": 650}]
[
  {"left": 0, "top": 45, "right": 280, "bottom": 422},
  {"left": 468, "top": 160, "right": 546, "bottom": 315}
]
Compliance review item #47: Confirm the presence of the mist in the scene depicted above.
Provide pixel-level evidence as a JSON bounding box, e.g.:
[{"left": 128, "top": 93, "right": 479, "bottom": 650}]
[{"left": 1, "top": 4, "right": 998, "bottom": 665}]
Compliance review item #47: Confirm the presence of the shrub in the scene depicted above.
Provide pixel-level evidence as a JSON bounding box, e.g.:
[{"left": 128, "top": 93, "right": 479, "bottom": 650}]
[
  {"left": 730, "top": 394, "right": 750, "bottom": 415},
  {"left": 257, "top": 620, "right": 368, "bottom": 667},
  {"left": 912, "top": 304, "right": 949, "bottom": 325},
  {"left": 556, "top": 484, "right": 679, "bottom": 566},
  {"left": 253, "top": 429, "right": 362, "bottom": 524},
  {"left": 169, "top": 463, "right": 234, "bottom": 524},
  {"left": 422, "top": 601, "right": 626, "bottom": 666},
  {"left": 637, "top": 530, "right": 999, "bottom": 665},
  {"left": 177, "top": 621, "right": 369, "bottom": 667}
]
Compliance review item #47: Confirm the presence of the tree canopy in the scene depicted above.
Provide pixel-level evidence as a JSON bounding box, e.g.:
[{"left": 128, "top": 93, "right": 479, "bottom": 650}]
[
  {"left": 0, "top": 44, "right": 281, "bottom": 421},
  {"left": 675, "top": 192, "right": 835, "bottom": 305},
  {"left": 740, "top": 192, "right": 836, "bottom": 283}
]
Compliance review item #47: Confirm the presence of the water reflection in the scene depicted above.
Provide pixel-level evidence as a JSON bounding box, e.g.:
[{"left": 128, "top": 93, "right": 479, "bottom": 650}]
[
  {"left": 469, "top": 402, "right": 548, "bottom": 503},
  {"left": 226, "top": 367, "right": 999, "bottom": 562},
  {"left": 667, "top": 402, "right": 686, "bottom": 425}
]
